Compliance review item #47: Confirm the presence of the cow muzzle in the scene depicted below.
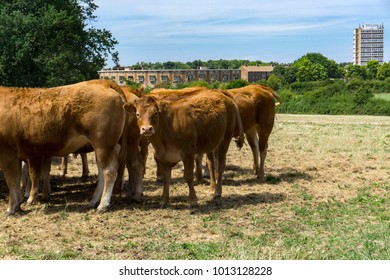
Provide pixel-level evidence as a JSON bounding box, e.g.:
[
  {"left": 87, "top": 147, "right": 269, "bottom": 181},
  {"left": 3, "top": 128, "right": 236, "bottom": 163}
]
[{"left": 140, "top": 126, "right": 155, "bottom": 136}]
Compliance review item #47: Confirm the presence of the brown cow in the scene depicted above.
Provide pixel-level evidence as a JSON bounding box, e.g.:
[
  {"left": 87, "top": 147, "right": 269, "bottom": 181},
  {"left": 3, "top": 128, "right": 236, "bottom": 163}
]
[
  {"left": 0, "top": 79, "right": 127, "bottom": 214},
  {"left": 227, "top": 84, "right": 282, "bottom": 181},
  {"left": 124, "top": 89, "right": 244, "bottom": 207},
  {"left": 119, "top": 86, "right": 149, "bottom": 202}
]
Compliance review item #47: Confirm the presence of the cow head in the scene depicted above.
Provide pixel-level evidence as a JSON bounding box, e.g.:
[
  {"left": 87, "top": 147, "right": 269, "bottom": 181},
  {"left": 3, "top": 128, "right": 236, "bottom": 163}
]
[{"left": 124, "top": 96, "right": 159, "bottom": 137}]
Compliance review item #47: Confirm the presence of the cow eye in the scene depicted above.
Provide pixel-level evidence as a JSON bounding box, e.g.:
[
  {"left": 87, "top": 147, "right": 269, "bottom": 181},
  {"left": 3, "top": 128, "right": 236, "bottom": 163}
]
[
  {"left": 136, "top": 112, "right": 140, "bottom": 118},
  {"left": 154, "top": 111, "right": 158, "bottom": 117}
]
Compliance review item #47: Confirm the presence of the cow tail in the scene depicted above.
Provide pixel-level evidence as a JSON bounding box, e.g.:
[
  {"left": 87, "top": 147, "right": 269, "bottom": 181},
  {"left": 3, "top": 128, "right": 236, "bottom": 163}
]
[
  {"left": 233, "top": 102, "right": 245, "bottom": 149},
  {"left": 272, "top": 90, "right": 283, "bottom": 107}
]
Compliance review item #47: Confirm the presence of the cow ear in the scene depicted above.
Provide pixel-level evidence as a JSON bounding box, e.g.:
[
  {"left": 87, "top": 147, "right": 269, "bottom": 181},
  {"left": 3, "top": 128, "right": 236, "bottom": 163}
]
[{"left": 123, "top": 103, "right": 136, "bottom": 114}]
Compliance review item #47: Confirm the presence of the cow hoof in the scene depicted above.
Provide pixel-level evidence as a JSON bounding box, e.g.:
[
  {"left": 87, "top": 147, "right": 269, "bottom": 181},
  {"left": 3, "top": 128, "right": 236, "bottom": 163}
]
[
  {"left": 5, "top": 210, "right": 15, "bottom": 216},
  {"left": 25, "top": 200, "right": 36, "bottom": 206},
  {"left": 5, "top": 204, "right": 21, "bottom": 216},
  {"left": 89, "top": 201, "right": 99, "bottom": 209},
  {"left": 126, "top": 193, "right": 143, "bottom": 204},
  {"left": 211, "top": 196, "right": 222, "bottom": 206},
  {"left": 257, "top": 176, "right": 266, "bottom": 183},
  {"left": 96, "top": 205, "right": 109, "bottom": 214},
  {"left": 189, "top": 205, "right": 199, "bottom": 214},
  {"left": 159, "top": 201, "right": 169, "bottom": 209}
]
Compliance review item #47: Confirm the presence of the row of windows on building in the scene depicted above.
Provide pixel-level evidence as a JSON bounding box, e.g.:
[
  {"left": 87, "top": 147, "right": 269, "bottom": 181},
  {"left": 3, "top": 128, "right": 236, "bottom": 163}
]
[
  {"left": 98, "top": 66, "right": 273, "bottom": 87},
  {"left": 361, "top": 48, "right": 383, "bottom": 53}
]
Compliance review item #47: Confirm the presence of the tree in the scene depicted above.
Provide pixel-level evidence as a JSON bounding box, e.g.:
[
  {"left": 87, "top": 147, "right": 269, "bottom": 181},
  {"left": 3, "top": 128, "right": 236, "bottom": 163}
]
[
  {"left": 345, "top": 64, "right": 367, "bottom": 79},
  {"left": 294, "top": 57, "right": 328, "bottom": 82},
  {"left": 293, "top": 53, "right": 343, "bottom": 79},
  {"left": 366, "top": 60, "right": 380, "bottom": 79},
  {"left": 0, "top": 0, "right": 118, "bottom": 87},
  {"left": 266, "top": 73, "right": 284, "bottom": 91},
  {"left": 377, "top": 62, "right": 390, "bottom": 80}
]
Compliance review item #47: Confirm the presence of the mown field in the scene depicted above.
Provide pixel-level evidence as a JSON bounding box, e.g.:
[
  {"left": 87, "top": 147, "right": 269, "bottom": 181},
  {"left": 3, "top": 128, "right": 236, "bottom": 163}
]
[
  {"left": 375, "top": 93, "right": 390, "bottom": 101},
  {"left": 0, "top": 114, "right": 389, "bottom": 260}
]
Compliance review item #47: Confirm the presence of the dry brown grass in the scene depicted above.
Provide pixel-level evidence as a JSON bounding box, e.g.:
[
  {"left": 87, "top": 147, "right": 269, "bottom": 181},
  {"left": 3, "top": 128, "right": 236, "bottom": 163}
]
[{"left": 0, "top": 114, "right": 389, "bottom": 259}]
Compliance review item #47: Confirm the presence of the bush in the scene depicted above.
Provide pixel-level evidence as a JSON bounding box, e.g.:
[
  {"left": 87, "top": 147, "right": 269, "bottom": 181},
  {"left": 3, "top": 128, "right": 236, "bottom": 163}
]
[
  {"left": 353, "top": 88, "right": 374, "bottom": 106},
  {"left": 277, "top": 80, "right": 390, "bottom": 116},
  {"left": 224, "top": 79, "right": 248, "bottom": 89}
]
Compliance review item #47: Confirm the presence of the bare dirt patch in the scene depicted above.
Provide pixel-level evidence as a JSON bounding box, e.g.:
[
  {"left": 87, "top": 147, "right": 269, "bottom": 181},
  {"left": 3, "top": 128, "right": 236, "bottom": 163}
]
[{"left": 0, "top": 114, "right": 389, "bottom": 259}]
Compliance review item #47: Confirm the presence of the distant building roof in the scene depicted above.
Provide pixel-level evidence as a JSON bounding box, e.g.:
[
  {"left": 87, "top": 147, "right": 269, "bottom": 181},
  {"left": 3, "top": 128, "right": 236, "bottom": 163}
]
[{"left": 240, "top": 65, "right": 274, "bottom": 72}]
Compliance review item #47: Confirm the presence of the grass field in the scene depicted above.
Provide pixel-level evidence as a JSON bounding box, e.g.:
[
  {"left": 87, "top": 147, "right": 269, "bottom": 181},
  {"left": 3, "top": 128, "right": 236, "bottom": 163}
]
[
  {"left": 374, "top": 93, "right": 390, "bottom": 101},
  {"left": 0, "top": 114, "right": 389, "bottom": 260}
]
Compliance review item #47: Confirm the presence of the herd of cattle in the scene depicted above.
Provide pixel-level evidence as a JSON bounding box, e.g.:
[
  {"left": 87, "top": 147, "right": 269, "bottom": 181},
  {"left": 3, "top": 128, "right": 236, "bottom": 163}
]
[{"left": 0, "top": 80, "right": 281, "bottom": 215}]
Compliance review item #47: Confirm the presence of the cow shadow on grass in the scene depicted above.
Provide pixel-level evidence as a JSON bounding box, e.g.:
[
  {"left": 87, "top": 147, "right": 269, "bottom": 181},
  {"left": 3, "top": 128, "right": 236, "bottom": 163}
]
[
  {"left": 10, "top": 175, "right": 99, "bottom": 215},
  {"left": 110, "top": 191, "right": 287, "bottom": 214},
  {"left": 222, "top": 165, "right": 313, "bottom": 187},
  {"left": 2, "top": 165, "right": 306, "bottom": 215}
]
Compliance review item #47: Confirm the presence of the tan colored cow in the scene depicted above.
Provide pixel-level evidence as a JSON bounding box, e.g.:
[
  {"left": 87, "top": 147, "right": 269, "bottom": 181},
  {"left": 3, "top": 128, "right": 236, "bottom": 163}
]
[
  {"left": 0, "top": 79, "right": 127, "bottom": 214},
  {"left": 124, "top": 89, "right": 244, "bottom": 207},
  {"left": 227, "top": 84, "right": 282, "bottom": 181},
  {"left": 119, "top": 86, "right": 149, "bottom": 202}
]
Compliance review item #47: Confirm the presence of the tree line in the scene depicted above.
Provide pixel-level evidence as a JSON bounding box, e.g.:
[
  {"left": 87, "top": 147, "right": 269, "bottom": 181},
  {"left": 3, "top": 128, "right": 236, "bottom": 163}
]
[
  {"left": 146, "top": 53, "right": 390, "bottom": 116},
  {"left": 1, "top": 0, "right": 390, "bottom": 115},
  {"left": 122, "top": 59, "right": 270, "bottom": 70}
]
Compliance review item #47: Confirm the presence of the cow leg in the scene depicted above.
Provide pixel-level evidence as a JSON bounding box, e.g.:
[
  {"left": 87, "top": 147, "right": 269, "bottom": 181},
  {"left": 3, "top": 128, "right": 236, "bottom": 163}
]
[
  {"left": 203, "top": 162, "right": 211, "bottom": 179},
  {"left": 258, "top": 142, "right": 268, "bottom": 183},
  {"left": 257, "top": 128, "right": 270, "bottom": 183},
  {"left": 246, "top": 127, "right": 260, "bottom": 176},
  {"left": 206, "top": 152, "right": 217, "bottom": 194},
  {"left": 26, "top": 157, "right": 44, "bottom": 205},
  {"left": 155, "top": 156, "right": 163, "bottom": 182},
  {"left": 213, "top": 139, "right": 230, "bottom": 199},
  {"left": 21, "top": 161, "right": 30, "bottom": 199},
  {"left": 81, "top": 153, "right": 89, "bottom": 178},
  {"left": 94, "top": 146, "right": 119, "bottom": 213},
  {"left": 139, "top": 136, "right": 149, "bottom": 176},
  {"left": 113, "top": 145, "right": 125, "bottom": 196},
  {"left": 194, "top": 153, "right": 203, "bottom": 184},
  {"left": 90, "top": 164, "right": 104, "bottom": 208},
  {"left": 61, "top": 156, "right": 68, "bottom": 177},
  {"left": 183, "top": 155, "right": 198, "bottom": 208},
  {"left": 0, "top": 155, "right": 23, "bottom": 215},
  {"left": 257, "top": 133, "right": 268, "bottom": 182},
  {"left": 158, "top": 160, "right": 172, "bottom": 208},
  {"left": 41, "top": 157, "right": 52, "bottom": 201},
  {"left": 125, "top": 143, "right": 144, "bottom": 203}
]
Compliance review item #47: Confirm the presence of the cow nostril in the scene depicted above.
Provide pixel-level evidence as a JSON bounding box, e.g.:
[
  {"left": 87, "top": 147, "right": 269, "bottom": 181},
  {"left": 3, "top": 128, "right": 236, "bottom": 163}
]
[{"left": 141, "top": 126, "right": 153, "bottom": 135}]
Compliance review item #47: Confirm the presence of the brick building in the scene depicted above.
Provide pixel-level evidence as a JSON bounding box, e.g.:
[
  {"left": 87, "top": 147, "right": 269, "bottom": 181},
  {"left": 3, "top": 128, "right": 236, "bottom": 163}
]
[{"left": 98, "top": 65, "right": 273, "bottom": 87}]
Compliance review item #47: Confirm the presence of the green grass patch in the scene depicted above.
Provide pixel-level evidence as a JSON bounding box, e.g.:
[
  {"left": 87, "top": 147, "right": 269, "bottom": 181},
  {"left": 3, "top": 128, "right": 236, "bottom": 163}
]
[
  {"left": 132, "top": 182, "right": 389, "bottom": 260},
  {"left": 374, "top": 93, "right": 390, "bottom": 101}
]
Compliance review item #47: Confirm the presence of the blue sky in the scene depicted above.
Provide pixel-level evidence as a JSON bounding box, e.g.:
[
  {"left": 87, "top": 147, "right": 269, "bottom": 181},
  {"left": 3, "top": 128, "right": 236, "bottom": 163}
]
[{"left": 93, "top": 0, "right": 390, "bottom": 67}]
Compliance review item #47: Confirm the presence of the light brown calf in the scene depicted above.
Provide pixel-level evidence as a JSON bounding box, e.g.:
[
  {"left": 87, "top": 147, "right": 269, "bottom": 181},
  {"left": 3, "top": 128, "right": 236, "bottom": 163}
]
[{"left": 124, "top": 89, "right": 244, "bottom": 207}]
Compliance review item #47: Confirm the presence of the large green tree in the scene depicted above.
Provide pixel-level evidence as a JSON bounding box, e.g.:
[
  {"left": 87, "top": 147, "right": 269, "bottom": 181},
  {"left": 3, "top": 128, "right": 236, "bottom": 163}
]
[
  {"left": 0, "top": 0, "right": 118, "bottom": 87},
  {"left": 292, "top": 53, "right": 343, "bottom": 82},
  {"left": 377, "top": 62, "right": 390, "bottom": 80},
  {"left": 345, "top": 64, "right": 367, "bottom": 79},
  {"left": 366, "top": 60, "right": 380, "bottom": 79}
]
